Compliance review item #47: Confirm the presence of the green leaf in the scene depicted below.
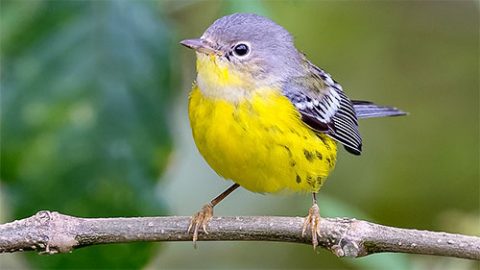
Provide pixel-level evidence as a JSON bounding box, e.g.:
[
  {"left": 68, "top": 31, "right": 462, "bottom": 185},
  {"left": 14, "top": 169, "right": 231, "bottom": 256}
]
[{"left": 1, "top": 0, "right": 174, "bottom": 268}]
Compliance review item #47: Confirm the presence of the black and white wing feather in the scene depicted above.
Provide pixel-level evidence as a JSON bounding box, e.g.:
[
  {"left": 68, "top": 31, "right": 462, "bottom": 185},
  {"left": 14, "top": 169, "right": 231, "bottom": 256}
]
[{"left": 283, "top": 63, "right": 363, "bottom": 155}]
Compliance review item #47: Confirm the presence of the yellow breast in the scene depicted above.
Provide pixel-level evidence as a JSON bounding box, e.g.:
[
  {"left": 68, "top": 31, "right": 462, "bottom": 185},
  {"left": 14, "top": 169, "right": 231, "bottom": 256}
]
[{"left": 188, "top": 85, "right": 337, "bottom": 193}]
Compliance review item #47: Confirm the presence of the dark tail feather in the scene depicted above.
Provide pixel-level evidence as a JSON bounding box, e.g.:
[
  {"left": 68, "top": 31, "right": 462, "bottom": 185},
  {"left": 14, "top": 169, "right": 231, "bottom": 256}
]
[{"left": 352, "top": 100, "right": 407, "bottom": 119}]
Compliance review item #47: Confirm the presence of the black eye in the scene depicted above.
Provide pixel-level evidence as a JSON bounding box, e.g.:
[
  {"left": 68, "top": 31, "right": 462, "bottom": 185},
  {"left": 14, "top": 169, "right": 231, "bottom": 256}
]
[{"left": 233, "top": 43, "right": 249, "bottom": 57}]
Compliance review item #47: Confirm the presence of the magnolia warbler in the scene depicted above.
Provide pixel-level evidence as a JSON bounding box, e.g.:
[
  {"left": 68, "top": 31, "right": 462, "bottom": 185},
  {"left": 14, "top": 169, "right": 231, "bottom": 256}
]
[{"left": 181, "top": 13, "right": 406, "bottom": 248}]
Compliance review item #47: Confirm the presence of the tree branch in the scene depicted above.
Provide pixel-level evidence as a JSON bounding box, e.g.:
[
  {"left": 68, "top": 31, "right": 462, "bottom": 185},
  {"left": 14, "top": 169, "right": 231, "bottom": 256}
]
[{"left": 0, "top": 211, "right": 478, "bottom": 260}]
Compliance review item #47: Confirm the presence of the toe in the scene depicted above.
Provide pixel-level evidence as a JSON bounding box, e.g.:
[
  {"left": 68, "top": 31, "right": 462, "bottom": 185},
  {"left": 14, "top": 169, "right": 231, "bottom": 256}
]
[
  {"left": 302, "top": 204, "right": 322, "bottom": 249},
  {"left": 188, "top": 203, "right": 215, "bottom": 246}
]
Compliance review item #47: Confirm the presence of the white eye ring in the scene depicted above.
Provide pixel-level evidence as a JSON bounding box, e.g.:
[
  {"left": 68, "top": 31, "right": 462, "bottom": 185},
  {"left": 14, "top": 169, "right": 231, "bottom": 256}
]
[{"left": 232, "top": 42, "right": 251, "bottom": 58}]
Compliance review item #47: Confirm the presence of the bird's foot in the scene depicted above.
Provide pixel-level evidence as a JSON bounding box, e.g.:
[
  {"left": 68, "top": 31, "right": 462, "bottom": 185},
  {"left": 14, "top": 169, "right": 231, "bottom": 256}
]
[
  {"left": 302, "top": 203, "right": 322, "bottom": 249},
  {"left": 187, "top": 203, "right": 213, "bottom": 247}
]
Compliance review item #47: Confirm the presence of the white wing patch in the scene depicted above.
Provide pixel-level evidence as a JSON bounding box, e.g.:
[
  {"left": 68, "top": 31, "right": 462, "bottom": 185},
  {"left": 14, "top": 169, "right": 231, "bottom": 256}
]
[
  {"left": 293, "top": 87, "right": 341, "bottom": 123},
  {"left": 284, "top": 65, "right": 363, "bottom": 155}
]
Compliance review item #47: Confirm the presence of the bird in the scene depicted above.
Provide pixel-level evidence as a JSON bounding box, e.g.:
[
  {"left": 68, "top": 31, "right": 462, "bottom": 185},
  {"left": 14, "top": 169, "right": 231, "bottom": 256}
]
[{"left": 180, "top": 13, "right": 406, "bottom": 249}]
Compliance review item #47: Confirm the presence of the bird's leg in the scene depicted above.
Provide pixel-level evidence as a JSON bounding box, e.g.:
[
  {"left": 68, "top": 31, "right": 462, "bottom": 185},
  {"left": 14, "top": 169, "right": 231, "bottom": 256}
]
[
  {"left": 188, "top": 183, "right": 240, "bottom": 247},
  {"left": 302, "top": 192, "right": 322, "bottom": 249}
]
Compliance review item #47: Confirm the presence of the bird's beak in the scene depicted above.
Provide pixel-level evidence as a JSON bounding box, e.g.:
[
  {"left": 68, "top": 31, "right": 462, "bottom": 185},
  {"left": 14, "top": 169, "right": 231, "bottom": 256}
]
[{"left": 180, "top": 38, "right": 219, "bottom": 55}]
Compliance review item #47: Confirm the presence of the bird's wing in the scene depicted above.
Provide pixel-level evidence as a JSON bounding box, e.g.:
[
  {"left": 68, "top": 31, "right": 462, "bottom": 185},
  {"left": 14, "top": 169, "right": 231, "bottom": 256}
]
[{"left": 283, "top": 62, "right": 362, "bottom": 155}]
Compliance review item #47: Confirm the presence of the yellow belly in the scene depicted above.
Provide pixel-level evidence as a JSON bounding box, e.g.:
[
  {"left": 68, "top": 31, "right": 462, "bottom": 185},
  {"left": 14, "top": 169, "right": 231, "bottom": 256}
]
[{"left": 188, "top": 86, "right": 337, "bottom": 193}]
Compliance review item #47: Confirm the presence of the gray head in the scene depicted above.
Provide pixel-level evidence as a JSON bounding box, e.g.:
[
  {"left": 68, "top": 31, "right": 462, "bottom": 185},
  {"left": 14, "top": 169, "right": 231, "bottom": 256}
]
[{"left": 181, "top": 13, "right": 304, "bottom": 85}]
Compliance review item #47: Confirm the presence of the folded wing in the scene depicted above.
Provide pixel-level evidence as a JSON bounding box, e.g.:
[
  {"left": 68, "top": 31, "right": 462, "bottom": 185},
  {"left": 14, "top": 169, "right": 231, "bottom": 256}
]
[{"left": 283, "top": 63, "right": 363, "bottom": 155}]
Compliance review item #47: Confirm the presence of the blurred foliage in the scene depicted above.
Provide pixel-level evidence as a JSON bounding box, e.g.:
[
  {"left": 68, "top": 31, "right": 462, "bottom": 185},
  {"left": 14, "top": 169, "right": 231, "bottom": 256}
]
[
  {"left": 1, "top": 0, "right": 478, "bottom": 269},
  {"left": 1, "top": 0, "right": 174, "bottom": 268}
]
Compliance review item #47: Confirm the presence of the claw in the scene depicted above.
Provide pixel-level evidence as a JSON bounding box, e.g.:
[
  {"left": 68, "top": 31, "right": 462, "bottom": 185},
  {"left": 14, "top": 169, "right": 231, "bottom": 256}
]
[
  {"left": 188, "top": 203, "right": 214, "bottom": 247},
  {"left": 302, "top": 203, "right": 321, "bottom": 250}
]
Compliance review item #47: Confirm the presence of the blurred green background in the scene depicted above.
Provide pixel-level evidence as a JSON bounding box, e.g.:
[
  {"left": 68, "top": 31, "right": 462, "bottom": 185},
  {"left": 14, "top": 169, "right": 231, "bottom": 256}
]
[{"left": 1, "top": 0, "right": 478, "bottom": 269}]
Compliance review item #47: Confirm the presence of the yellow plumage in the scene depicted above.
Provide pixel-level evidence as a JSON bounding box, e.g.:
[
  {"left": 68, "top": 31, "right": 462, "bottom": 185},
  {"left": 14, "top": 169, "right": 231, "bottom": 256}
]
[{"left": 189, "top": 54, "right": 337, "bottom": 194}]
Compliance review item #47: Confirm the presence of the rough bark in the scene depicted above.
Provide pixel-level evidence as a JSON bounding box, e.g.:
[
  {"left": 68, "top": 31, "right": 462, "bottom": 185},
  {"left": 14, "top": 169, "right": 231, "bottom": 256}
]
[{"left": 0, "top": 211, "right": 478, "bottom": 260}]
